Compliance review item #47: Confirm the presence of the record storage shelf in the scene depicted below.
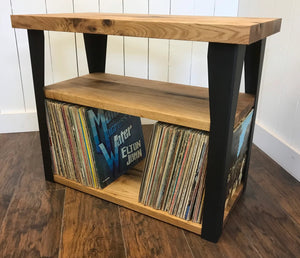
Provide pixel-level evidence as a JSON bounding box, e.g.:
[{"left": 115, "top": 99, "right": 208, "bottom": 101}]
[{"left": 11, "top": 13, "right": 281, "bottom": 242}]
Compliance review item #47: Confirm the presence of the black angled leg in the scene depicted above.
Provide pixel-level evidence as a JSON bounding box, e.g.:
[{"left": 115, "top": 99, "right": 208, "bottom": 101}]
[
  {"left": 201, "top": 43, "right": 246, "bottom": 242},
  {"left": 28, "top": 29, "right": 53, "bottom": 181},
  {"left": 83, "top": 33, "right": 107, "bottom": 73},
  {"left": 242, "top": 39, "right": 266, "bottom": 189}
]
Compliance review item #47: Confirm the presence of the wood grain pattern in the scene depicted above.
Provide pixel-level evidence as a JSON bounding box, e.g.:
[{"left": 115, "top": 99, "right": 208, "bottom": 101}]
[
  {"left": 0, "top": 132, "right": 63, "bottom": 227},
  {"left": 185, "top": 170, "right": 300, "bottom": 257},
  {"left": 0, "top": 133, "right": 27, "bottom": 224},
  {"left": 13, "top": 132, "right": 64, "bottom": 194},
  {"left": 0, "top": 189, "right": 65, "bottom": 257},
  {"left": 250, "top": 145, "right": 300, "bottom": 225},
  {"left": 185, "top": 211, "right": 264, "bottom": 258},
  {"left": 61, "top": 188, "right": 125, "bottom": 258},
  {"left": 44, "top": 72, "right": 255, "bottom": 131},
  {"left": 119, "top": 207, "right": 194, "bottom": 257},
  {"left": 227, "top": 177, "right": 300, "bottom": 257},
  {"left": 11, "top": 13, "right": 281, "bottom": 44}
]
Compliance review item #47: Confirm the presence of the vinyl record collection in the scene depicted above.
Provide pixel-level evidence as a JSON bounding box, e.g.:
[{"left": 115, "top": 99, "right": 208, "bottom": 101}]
[
  {"left": 45, "top": 99, "right": 145, "bottom": 189},
  {"left": 225, "top": 110, "right": 253, "bottom": 208},
  {"left": 46, "top": 95, "right": 252, "bottom": 223},
  {"left": 225, "top": 154, "right": 246, "bottom": 208},
  {"left": 139, "top": 122, "right": 209, "bottom": 223}
]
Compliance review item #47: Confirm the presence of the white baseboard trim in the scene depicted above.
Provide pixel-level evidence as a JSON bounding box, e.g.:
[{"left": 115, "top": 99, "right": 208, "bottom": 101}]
[
  {"left": 253, "top": 123, "right": 300, "bottom": 182},
  {"left": 0, "top": 111, "right": 39, "bottom": 133}
]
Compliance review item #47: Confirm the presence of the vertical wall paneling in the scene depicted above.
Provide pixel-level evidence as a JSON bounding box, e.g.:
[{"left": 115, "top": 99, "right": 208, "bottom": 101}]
[
  {"left": 190, "top": 42, "right": 209, "bottom": 87},
  {"left": 45, "top": 32, "right": 54, "bottom": 86},
  {"left": 123, "top": 0, "right": 148, "bottom": 79},
  {"left": 190, "top": 0, "right": 215, "bottom": 87},
  {"left": 214, "top": 0, "right": 239, "bottom": 16},
  {"left": 100, "top": 0, "right": 124, "bottom": 75},
  {"left": 148, "top": 0, "right": 170, "bottom": 15},
  {"left": 0, "top": 0, "right": 24, "bottom": 113},
  {"left": 148, "top": 0, "right": 170, "bottom": 82},
  {"left": 73, "top": 0, "right": 99, "bottom": 76},
  {"left": 10, "top": 0, "right": 52, "bottom": 112},
  {"left": 168, "top": 0, "right": 194, "bottom": 85},
  {"left": 148, "top": 39, "right": 169, "bottom": 82},
  {"left": 46, "top": 0, "right": 78, "bottom": 83}
]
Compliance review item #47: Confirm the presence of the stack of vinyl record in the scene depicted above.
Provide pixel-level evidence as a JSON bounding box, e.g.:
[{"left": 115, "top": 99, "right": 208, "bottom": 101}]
[
  {"left": 45, "top": 99, "right": 145, "bottom": 189},
  {"left": 139, "top": 122, "right": 209, "bottom": 223}
]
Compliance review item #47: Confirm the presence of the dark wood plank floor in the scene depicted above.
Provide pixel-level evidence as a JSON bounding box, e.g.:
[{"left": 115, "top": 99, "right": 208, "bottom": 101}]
[{"left": 0, "top": 130, "right": 299, "bottom": 257}]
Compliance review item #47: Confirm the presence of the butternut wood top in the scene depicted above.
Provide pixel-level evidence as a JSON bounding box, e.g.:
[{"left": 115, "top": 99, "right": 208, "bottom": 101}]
[
  {"left": 11, "top": 13, "right": 281, "bottom": 44},
  {"left": 44, "top": 73, "right": 255, "bottom": 131}
]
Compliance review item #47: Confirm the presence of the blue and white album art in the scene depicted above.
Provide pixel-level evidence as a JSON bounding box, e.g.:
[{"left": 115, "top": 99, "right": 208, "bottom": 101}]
[{"left": 86, "top": 108, "right": 146, "bottom": 188}]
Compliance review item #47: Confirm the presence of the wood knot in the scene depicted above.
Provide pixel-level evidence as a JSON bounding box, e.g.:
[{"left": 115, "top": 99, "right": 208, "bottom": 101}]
[
  {"left": 73, "top": 18, "right": 82, "bottom": 28},
  {"left": 87, "top": 26, "right": 97, "bottom": 32},
  {"left": 102, "top": 19, "right": 112, "bottom": 27}
]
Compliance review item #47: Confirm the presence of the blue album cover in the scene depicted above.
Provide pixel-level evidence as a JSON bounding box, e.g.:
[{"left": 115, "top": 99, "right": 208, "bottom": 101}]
[
  {"left": 230, "top": 110, "right": 253, "bottom": 166},
  {"left": 85, "top": 108, "right": 146, "bottom": 188}
]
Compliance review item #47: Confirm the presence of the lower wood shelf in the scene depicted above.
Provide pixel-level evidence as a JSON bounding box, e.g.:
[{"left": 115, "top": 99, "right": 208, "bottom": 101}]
[{"left": 53, "top": 173, "right": 244, "bottom": 235}]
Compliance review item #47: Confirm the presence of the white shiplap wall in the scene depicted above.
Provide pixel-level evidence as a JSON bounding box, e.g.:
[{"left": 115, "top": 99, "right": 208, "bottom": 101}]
[
  {"left": 2, "top": 1, "right": 298, "bottom": 180},
  {"left": 101, "top": 0, "right": 124, "bottom": 76}
]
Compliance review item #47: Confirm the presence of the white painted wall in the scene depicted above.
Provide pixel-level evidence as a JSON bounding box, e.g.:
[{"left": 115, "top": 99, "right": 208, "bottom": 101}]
[
  {"left": 1, "top": 0, "right": 299, "bottom": 180},
  {"left": 239, "top": 0, "right": 300, "bottom": 181}
]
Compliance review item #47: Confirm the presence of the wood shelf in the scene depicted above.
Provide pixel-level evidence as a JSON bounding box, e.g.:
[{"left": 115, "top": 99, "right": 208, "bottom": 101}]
[
  {"left": 11, "top": 13, "right": 281, "bottom": 44},
  {"left": 44, "top": 73, "right": 255, "bottom": 131},
  {"left": 53, "top": 172, "right": 243, "bottom": 235}
]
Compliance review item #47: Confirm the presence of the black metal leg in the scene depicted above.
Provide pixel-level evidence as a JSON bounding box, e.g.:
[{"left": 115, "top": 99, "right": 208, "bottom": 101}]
[
  {"left": 27, "top": 29, "right": 53, "bottom": 181},
  {"left": 201, "top": 43, "right": 246, "bottom": 242},
  {"left": 242, "top": 39, "right": 266, "bottom": 188},
  {"left": 83, "top": 33, "right": 107, "bottom": 73}
]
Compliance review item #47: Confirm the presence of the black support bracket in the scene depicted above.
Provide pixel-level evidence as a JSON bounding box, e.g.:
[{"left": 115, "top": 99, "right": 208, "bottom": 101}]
[
  {"left": 27, "top": 29, "right": 53, "bottom": 182},
  {"left": 242, "top": 39, "right": 266, "bottom": 188},
  {"left": 202, "top": 43, "right": 246, "bottom": 242},
  {"left": 83, "top": 33, "right": 107, "bottom": 73}
]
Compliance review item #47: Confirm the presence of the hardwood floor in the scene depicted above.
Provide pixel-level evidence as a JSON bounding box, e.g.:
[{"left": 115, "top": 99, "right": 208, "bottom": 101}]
[{"left": 0, "top": 128, "right": 299, "bottom": 257}]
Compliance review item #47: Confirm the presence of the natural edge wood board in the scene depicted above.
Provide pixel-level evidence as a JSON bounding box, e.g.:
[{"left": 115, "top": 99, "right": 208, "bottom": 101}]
[
  {"left": 53, "top": 173, "right": 243, "bottom": 235},
  {"left": 11, "top": 13, "right": 281, "bottom": 44},
  {"left": 44, "top": 73, "right": 255, "bottom": 131}
]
